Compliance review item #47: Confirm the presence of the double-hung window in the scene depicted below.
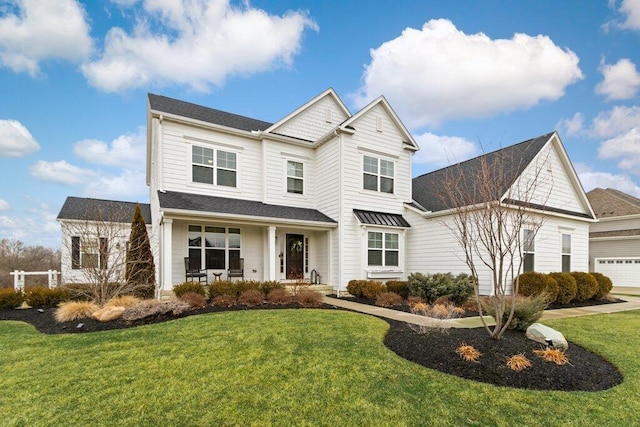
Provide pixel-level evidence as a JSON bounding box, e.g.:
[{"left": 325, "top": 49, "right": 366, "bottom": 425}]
[
  {"left": 192, "top": 146, "right": 237, "bottom": 187},
  {"left": 188, "top": 226, "right": 241, "bottom": 269},
  {"left": 287, "top": 161, "right": 304, "bottom": 194},
  {"left": 368, "top": 232, "right": 399, "bottom": 267},
  {"left": 561, "top": 234, "right": 571, "bottom": 272},
  {"left": 71, "top": 236, "right": 108, "bottom": 270},
  {"left": 523, "top": 229, "right": 535, "bottom": 272},
  {"left": 363, "top": 155, "right": 394, "bottom": 193}
]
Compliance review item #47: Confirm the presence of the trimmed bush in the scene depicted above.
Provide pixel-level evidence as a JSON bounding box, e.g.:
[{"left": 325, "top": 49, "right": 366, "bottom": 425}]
[
  {"left": 361, "top": 281, "right": 385, "bottom": 299},
  {"left": 259, "top": 281, "right": 285, "bottom": 296},
  {"left": 295, "top": 289, "right": 322, "bottom": 307},
  {"left": 54, "top": 301, "right": 101, "bottom": 322},
  {"left": 209, "top": 280, "right": 260, "bottom": 298},
  {"left": 211, "top": 294, "right": 236, "bottom": 307},
  {"left": 385, "top": 280, "right": 409, "bottom": 299},
  {"left": 548, "top": 272, "right": 577, "bottom": 304},
  {"left": 590, "top": 272, "right": 613, "bottom": 299},
  {"left": 407, "top": 272, "right": 474, "bottom": 305},
  {"left": 482, "top": 293, "right": 548, "bottom": 331},
  {"left": 450, "top": 273, "right": 475, "bottom": 306},
  {"left": 375, "top": 292, "right": 403, "bottom": 307},
  {"left": 0, "top": 288, "right": 24, "bottom": 309},
  {"left": 173, "top": 282, "right": 206, "bottom": 298},
  {"left": 347, "top": 280, "right": 367, "bottom": 298},
  {"left": 516, "top": 272, "right": 559, "bottom": 303},
  {"left": 266, "top": 288, "right": 293, "bottom": 305},
  {"left": 238, "top": 289, "right": 265, "bottom": 306},
  {"left": 570, "top": 272, "right": 599, "bottom": 302},
  {"left": 24, "top": 287, "right": 71, "bottom": 308},
  {"left": 179, "top": 292, "right": 207, "bottom": 308}
]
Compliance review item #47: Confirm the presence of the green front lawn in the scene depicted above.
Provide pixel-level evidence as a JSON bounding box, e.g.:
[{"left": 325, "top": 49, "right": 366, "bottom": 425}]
[{"left": 1, "top": 309, "right": 639, "bottom": 426}]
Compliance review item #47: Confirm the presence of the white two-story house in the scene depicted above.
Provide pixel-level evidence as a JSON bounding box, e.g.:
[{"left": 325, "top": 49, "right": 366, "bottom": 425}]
[{"left": 147, "top": 88, "right": 418, "bottom": 293}]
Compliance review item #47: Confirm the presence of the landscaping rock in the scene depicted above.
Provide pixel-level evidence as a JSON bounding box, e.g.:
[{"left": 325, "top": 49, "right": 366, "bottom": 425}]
[
  {"left": 92, "top": 306, "right": 125, "bottom": 322},
  {"left": 526, "top": 323, "right": 568, "bottom": 350}
]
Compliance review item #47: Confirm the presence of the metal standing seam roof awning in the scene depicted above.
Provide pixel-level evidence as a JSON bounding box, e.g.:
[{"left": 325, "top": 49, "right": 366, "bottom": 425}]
[{"left": 353, "top": 209, "right": 411, "bottom": 228}]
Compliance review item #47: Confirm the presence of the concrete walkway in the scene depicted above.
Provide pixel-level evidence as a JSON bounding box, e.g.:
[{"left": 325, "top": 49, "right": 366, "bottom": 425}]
[{"left": 322, "top": 294, "right": 640, "bottom": 328}]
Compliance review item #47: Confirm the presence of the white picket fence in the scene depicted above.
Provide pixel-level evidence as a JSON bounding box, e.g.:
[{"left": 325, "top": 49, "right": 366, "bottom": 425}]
[{"left": 10, "top": 270, "right": 60, "bottom": 291}]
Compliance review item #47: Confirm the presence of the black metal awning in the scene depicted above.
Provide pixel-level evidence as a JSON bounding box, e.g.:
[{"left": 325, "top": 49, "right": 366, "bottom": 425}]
[{"left": 353, "top": 209, "right": 410, "bottom": 228}]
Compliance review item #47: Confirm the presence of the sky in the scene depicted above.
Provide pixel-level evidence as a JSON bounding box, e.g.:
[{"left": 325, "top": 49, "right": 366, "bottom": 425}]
[{"left": 1, "top": 0, "right": 640, "bottom": 249}]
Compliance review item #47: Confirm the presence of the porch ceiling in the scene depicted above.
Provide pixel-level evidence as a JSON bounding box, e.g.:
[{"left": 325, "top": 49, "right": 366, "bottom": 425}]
[{"left": 158, "top": 190, "right": 337, "bottom": 226}]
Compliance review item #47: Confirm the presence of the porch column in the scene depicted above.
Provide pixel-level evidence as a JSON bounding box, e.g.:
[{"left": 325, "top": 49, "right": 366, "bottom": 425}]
[
  {"left": 267, "top": 225, "right": 276, "bottom": 281},
  {"left": 162, "top": 219, "right": 173, "bottom": 292}
]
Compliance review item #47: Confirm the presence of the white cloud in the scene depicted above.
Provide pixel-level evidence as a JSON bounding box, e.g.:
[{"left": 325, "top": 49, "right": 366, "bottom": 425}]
[
  {"left": 0, "top": 0, "right": 92, "bottom": 76},
  {"left": 0, "top": 201, "right": 61, "bottom": 248},
  {"left": 0, "top": 199, "right": 9, "bottom": 210},
  {"left": 29, "top": 160, "right": 96, "bottom": 185},
  {"left": 83, "top": 169, "right": 148, "bottom": 199},
  {"left": 576, "top": 163, "right": 640, "bottom": 198},
  {"left": 0, "top": 119, "right": 39, "bottom": 157},
  {"left": 591, "top": 105, "right": 640, "bottom": 138},
  {"left": 596, "top": 58, "right": 640, "bottom": 100},
  {"left": 413, "top": 132, "right": 479, "bottom": 167},
  {"left": 82, "top": 0, "right": 317, "bottom": 93},
  {"left": 557, "top": 112, "right": 585, "bottom": 136},
  {"left": 618, "top": 0, "right": 640, "bottom": 30},
  {"left": 352, "top": 19, "right": 583, "bottom": 128},
  {"left": 72, "top": 127, "right": 146, "bottom": 170},
  {"left": 598, "top": 127, "right": 640, "bottom": 172}
]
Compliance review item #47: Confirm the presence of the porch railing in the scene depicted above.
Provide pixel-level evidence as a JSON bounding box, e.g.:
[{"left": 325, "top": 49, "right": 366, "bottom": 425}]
[{"left": 10, "top": 270, "right": 60, "bottom": 291}]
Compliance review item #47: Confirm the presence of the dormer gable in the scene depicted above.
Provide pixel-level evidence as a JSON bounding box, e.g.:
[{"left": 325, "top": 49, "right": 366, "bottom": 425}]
[
  {"left": 266, "top": 88, "right": 351, "bottom": 141},
  {"left": 341, "top": 95, "right": 418, "bottom": 151}
]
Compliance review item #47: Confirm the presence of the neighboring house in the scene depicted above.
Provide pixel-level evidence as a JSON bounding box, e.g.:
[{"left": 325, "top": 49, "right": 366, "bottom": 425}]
[
  {"left": 57, "top": 197, "right": 151, "bottom": 284},
  {"left": 406, "top": 132, "right": 596, "bottom": 295},
  {"left": 586, "top": 188, "right": 640, "bottom": 287},
  {"left": 58, "top": 89, "right": 596, "bottom": 296}
]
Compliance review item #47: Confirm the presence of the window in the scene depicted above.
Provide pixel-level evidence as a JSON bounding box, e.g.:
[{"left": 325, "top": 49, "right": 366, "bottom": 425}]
[
  {"left": 368, "top": 231, "right": 399, "bottom": 267},
  {"left": 363, "top": 155, "right": 394, "bottom": 193},
  {"left": 561, "top": 234, "right": 571, "bottom": 273},
  {"left": 192, "top": 146, "right": 236, "bottom": 187},
  {"left": 523, "top": 229, "right": 535, "bottom": 272},
  {"left": 71, "top": 236, "right": 108, "bottom": 270},
  {"left": 188, "top": 225, "right": 240, "bottom": 269},
  {"left": 287, "top": 161, "right": 304, "bottom": 194}
]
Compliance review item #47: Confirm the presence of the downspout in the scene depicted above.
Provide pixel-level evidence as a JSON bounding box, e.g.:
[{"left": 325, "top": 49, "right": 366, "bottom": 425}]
[{"left": 337, "top": 129, "right": 343, "bottom": 296}]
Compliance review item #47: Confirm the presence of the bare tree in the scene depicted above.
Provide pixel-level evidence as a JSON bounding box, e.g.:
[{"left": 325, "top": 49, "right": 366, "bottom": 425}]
[
  {"left": 60, "top": 201, "right": 154, "bottom": 304},
  {"left": 0, "top": 239, "right": 60, "bottom": 288},
  {"left": 440, "top": 143, "right": 552, "bottom": 339}
]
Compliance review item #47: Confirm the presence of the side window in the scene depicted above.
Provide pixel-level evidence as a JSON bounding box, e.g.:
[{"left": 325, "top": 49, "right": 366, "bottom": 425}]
[
  {"left": 363, "top": 155, "right": 394, "bottom": 193},
  {"left": 368, "top": 231, "right": 399, "bottom": 267},
  {"left": 287, "top": 161, "right": 304, "bottom": 194},
  {"left": 561, "top": 234, "right": 571, "bottom": 273},
  {"left": 523, "top": 229, "right": 535, "bottom": 272}
]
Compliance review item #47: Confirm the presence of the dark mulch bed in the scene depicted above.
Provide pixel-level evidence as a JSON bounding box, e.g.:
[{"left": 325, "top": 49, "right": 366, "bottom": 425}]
[{"left": 1, "top": 302, "right": 623, "bottom": 392}]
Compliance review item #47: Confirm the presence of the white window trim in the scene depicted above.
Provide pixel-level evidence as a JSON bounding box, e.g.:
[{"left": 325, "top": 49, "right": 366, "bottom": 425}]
[
  {"left": 284, "top": 158, "right": 305, "bottom": 196},
  {"left": 366, "top": 229, "right": 400, "bottom": 268},
  {"left": 561, "top": 233, "right": 571, "bottom": 273},
  {"left": 362, "top": 154, "right": 395, "bottom": 194},
  {"left": 188, "top": 143, "right": 241, "bottom": 191},
  {"left": 188, "top": 225, "right": 241, "bottom": 271},
  {"left": 523, "top": 229, "right": 535, "bottom": 272}
]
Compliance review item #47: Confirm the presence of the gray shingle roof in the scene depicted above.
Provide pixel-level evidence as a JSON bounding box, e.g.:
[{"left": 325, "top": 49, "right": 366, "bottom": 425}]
[
  {"left": 148, "top": 93, "right": 273, "bottom": 132},
  {"left": 412, "top": 132, "right": 554, "bottom": 213},
  {"left": 158, "top": 191, "right": 336, "bottom": 224},
  {"left": 586, "top": 188, "right": 640, "bottom": 218},
  {"left": 353, "top": 209, "right": 410, "bottom": 228},
  {"left": 57, "top": 197, "right": 151, "bottom": 224}
]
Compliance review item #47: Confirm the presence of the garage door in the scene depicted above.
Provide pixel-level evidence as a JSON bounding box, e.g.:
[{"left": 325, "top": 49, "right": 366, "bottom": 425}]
[{"left": 595, "top": 258, "right": 640, "bottom": 287}]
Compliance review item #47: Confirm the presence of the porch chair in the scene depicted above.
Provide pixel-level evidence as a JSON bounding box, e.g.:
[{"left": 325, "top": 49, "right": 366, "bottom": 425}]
[
  {"left": 228, "top": 258, "right": 244, "bottom": 280},
  {"left": 184, "top": 257, "right": 207, "bottom": 283}
]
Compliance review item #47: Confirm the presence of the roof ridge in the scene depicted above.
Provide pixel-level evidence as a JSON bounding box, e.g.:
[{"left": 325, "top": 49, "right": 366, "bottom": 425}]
[{"left": 606, "top": 188, "right": 640, "bottom": 207}]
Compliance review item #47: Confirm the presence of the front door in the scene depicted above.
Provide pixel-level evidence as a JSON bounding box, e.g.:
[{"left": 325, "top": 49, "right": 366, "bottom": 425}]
[{"left": 286, "top": 234, "right": 304, "bottom": 279}]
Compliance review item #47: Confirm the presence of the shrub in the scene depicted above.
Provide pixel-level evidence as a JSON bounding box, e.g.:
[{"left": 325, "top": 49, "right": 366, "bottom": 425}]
[
  {"left": 505, "top": 354, "right": 532, "bottom": 372},
  {"left": 385, "top": 280, "right": 409, "bottom": 299},
  {"left": 289, "top": 279, "right": 310, "bottom": 296},
  {"left": 534, "top": 348, "right": 570, "bottom": 365},
  {"left": 122, "top": 300, "right": 190, "bottom": 321},
  {"left": 347, "top": 280, "right": 367, "bottom": 298},
  {"left": 105, "top": 295, "right": 140, "bottom": 308},
  {"left": 209, "top": 280, "right": 260, "bottom": 298},
  {"left": 0, "top": 288, "right": 24, "bottom": 309},
  {"left": 179, "top": 292, "right": 207, "bottom": 308},
  {"left": 409, "top": 302, "right": 461, "bottom": 334},
  {"left": 407, "top": 272, "right": 474, "bottom": 305},
  {"left": 24, "top": 287, "right": 72, "bottom": 308},
  {"left": 173, "top": 282, "right": 206, "bottom": 298},
  {"left": 55, "top": 301, "right": 100, "bottom": 322},
  {"left": 238, "top": 289, "right": 264, "bottom": 306},
  {"left": 211, "top": 295, "right": 236, "bottom": 307},
  {"left": 590, "top": 272, "right": 613, "bottom": 299},
  {"left": 456, "top": 343, "right": 481, "bottom": 362},
  {"left": 295, "top": 289, "right": 322, "bottom": 307},
  {"left": 266, "top": 288, "right": 292, "bottom": 305},
  {"left": 547, "top": 272, "right": 577, "bottom": 304},
  {"left": 570, "top": 272, "right": 598, "bottom": 301},
  {"left": 516, "top": 272, "right": 559, "bottom": 303},
  {"left": 259, "top": 281, "right": 285, "bottom": 296},
  {"left": 407, "top": 296, "right": 425, "bottom": 308},
  {"left": 375, "top": 292, "right": 403, "bottom": 307},
  {"left": 361, "top": 281, "right": 385, "bottom": 299},
  {"left": 482, "top": 293, "right": 548, "bottom": 331}
]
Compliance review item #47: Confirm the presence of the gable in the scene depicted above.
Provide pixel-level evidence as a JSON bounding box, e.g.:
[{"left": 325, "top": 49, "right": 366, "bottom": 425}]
[{"left": 267, "top": 89, "right": 350, "bottom": 141}]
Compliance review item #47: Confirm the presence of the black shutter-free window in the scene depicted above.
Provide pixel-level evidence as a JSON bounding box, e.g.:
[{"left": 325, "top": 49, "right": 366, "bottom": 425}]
[{"left": 71, "top": 236, "right": 80, "bottom": 269}]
